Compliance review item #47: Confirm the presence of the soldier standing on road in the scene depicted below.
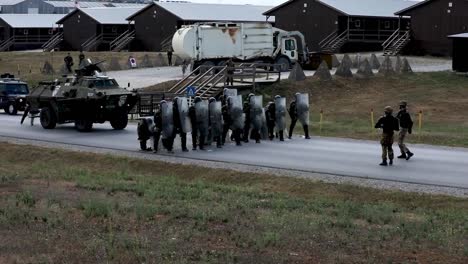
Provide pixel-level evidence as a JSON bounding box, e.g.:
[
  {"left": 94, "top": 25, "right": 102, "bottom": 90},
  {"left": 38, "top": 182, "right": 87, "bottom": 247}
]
[
  {"left": 189, "top": 97, "right": 205, "bottom": 150},
  {"left": 64, "top": 53, "right": 74, "bottom": 73},
  {"left": 396, "top": 101, "right": 414, "bottom": 160},
  {"left": 243, "top": 94, "right": 254, "bottom": 142},
  {"left": 152, "top": 107, "right": 163, "bottom": 153},
  {"left": 288, "top": 93, "right": 311, "bottom": 139},
  {"left": 209, "top": 97, "right": 223, "bottom": 148},
  {"left": 167, "top": 49, "right": 173, "bottom": 66},
  {"left": 171, "top": 98, "right": 189, "bottom": 152},
  {"left": 375, "top": 106, "right": 400, "bottom": 166},
  {"left": 221, "top": 97, "right": 231, "bottom": 145}
]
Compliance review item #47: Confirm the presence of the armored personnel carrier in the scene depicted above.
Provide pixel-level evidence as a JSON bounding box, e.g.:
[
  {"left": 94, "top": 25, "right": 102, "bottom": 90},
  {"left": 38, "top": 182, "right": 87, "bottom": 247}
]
[
  {"left": 0, "top": 74, "right": 29, "bottom": 115},
  {"left": 22, "top": 60, "right": 138, "bottom": 132}
]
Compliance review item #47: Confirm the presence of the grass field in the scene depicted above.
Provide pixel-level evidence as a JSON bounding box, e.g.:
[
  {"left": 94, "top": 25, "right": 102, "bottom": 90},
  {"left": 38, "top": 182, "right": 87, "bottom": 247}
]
[
  {"left": 257, "top": 72, "right": 468, "bottom": 147},
  {"left": 0, "top": 143, "right": 467, "bottom": 263},
  {"left": 0, "top": 51, "right": 169, "bottom": 86}
]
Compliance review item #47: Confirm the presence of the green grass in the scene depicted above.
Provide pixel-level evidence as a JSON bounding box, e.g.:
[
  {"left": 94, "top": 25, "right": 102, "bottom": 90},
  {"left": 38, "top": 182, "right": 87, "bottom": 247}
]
[{"left": 0, "top": 143, "right": 467, "bottom": 263}]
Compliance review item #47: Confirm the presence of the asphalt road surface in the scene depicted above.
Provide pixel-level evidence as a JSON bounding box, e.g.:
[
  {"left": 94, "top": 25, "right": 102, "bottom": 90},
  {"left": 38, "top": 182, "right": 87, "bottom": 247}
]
[{"left": 1, "top": 114, "right": 467, "bottom": 189}]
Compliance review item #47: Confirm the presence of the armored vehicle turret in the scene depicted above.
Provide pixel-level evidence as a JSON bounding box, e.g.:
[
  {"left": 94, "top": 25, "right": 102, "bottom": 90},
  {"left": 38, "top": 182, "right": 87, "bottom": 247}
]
[
  {"left": 22, "top": 60, "right": 138, "bottom": 132},
  {"left": 0, "top": 74, "right": 29, "bottom": 115}
]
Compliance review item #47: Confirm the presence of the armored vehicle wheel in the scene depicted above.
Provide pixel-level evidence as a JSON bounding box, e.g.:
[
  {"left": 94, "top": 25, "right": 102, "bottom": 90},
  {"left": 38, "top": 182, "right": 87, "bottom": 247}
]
[
  {"left": 40, "top": 107, "right": 57, "bottom": 129},
  {"left": 110, "top": 111, "right": 128, "bottom": 130},
  {"left": 5, "top": 103, "right": 17, "bottom": 115},
  {"left": 75, "top": 119, "right": 93, "bottom": 132}
]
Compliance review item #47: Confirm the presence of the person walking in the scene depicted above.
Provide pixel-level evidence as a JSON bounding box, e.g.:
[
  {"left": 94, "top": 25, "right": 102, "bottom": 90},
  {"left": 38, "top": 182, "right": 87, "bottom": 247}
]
[
  {"left": 375, "top": 106, "right": 400, "bottom": 166},
  {"left": 78, "top": 50, "right": 85, "bottom": 66},
  {"left": 167, "top": 49, "right": 173, "bottom": 66},
  {"left": 396, "top": 101, "right": 414, "bottom": 160}
]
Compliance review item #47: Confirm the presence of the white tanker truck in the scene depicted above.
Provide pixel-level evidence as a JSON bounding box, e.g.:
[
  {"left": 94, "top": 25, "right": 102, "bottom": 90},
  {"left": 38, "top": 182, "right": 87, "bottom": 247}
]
[{"left": 171, "top": 22, "right": 311, "bottom": 71}]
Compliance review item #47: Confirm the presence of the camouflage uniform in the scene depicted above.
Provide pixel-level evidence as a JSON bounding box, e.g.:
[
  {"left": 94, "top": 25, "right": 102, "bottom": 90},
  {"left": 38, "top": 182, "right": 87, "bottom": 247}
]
[
  {"left": 375, "top": 106, "right": 400, "bottom": 166},
  {"left": 396, "top": 101, "right": 414, "bottom": 160}
]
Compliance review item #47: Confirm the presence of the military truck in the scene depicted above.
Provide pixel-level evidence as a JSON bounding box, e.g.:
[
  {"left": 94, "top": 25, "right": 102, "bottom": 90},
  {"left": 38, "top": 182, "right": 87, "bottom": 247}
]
[
  {"left": 22, "top": 60, "right": 138, "bottom": 132},
  {"left": 0, "top": 74, "right": 29, "bottom": 115}
]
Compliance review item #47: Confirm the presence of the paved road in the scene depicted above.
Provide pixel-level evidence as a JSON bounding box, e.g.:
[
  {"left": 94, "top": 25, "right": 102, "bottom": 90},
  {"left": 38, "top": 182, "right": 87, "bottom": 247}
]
[{"left": 1, "top": 114, "right": 467, "bottom": 189}]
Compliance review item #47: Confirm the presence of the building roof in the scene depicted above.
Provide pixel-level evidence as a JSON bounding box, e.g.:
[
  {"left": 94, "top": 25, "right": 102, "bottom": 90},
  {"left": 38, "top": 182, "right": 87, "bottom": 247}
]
[
  {"left": 0, "top": 14, "right": 64, "bottom": 28},
  {"left": 45, "top": 1, "right": 145, "bottom": 8},
  {"left": 58, "top": 7, "right": 142, "bottom": 24},
  {"left": 128, "top": 1, "right": 274, "bottom": 22},
  {"left": 0, "top": 0, "right": 25, "bottom": 6},
  {"left": 448, "top": 33, "right": 468, "bottom": 39},
  {"left": 395, "top": 0, "right": 433, "bottom": 15},
  {"left": 265, "top": 0, "right": 418, "bottom": 17}
]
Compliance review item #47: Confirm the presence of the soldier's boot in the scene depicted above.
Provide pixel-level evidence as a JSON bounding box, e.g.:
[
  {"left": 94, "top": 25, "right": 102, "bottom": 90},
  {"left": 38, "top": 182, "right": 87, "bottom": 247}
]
[
  {"left": 279, "top": 131, "right": 285, "bottom": 141},
  {"left": 389, "top": 159, "right": 393, "bottom": 166},
  {"left": 140, "top": 140, "right": 147, "bottom": 151},
  {"left": 397, "top": 153, "right": 407, "bottom": 159},
  {"left": 406, "top": 152, "right": 414, "bottom": 160},
  {"left": 304, "top": 125, "right": 311, "bottom": 139},
  {"left": 379, "top": 159, "right": 388, "bottom": 166}
]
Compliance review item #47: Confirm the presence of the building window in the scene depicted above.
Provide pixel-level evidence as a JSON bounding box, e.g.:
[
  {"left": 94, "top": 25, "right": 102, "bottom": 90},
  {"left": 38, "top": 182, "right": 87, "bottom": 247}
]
[
  {"left": 384, "top": 21, "right": 390, "bottom": 29},
  {"left": 304, "top": 3, "right": 307, "bottom": 7},
  {"left": 23, "top": 29, "right": 28, "bottom": 35},
  {"left": 355, "top": 20, "right": 361, "bottom": 28},
  {"left": 48, "top": 29, "right": 54, "bottom": 35},
  {"left": 448, "top": 2, "right": 452, "bottom": 7},
  {"left": 112, "top": 26, "right": 117, "bottom": 33}
]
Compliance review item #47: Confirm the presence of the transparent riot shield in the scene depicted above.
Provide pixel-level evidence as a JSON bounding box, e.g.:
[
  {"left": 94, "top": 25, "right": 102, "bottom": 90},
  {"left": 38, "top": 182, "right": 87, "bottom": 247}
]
[
  {"left": 229, "top": 95, "right": 244, "bottom": 130},
  {"left": 224, "top": 88, "right": 237, "bottom": 97},
  {"left": 195, "top": 100, "right": 209, "bottom": 136},
  {"left": 296, "top": 93, "right": 310, "bottom": 126},
  {"left": 209, "top": 101, "right": 223, "bottom": 137},
  {"left": 250, "top": 95, "right": 263, "bottom": 130},
  {"left": 161, "top": 101, "right": 174, "bottom": 138},
  {"left": 275, "top": 97, "right": 286, "bottom": 131},
  {"left": 177, "top": 97, "right": 192, "bottom": 133},
  {"left": 260, "top": 108, "right": 269, "bottom": 139}
]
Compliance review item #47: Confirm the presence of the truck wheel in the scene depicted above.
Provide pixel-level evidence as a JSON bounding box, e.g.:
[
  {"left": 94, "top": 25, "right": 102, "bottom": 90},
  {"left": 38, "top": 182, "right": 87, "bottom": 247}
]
[
  {"left": 110, "top": 111, "right": 128, "bottom": 130},
  {"left": 5, "top": 102, "right": 17, "bottom": 115},
  {"left": 275, "top": 57, "right": 291, "bottom": 72},
  {"left": 40, "top": 107, "right": 57, "bottom": 129},
  {"left": 75, "top": 119, "right": 93, "bottom": 132}
]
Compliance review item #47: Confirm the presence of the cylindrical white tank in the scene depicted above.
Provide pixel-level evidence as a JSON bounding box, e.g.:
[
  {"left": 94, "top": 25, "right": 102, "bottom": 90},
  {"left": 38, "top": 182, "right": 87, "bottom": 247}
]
[{"left": 172, "top": 26, "right": 196, "bottom": 60}]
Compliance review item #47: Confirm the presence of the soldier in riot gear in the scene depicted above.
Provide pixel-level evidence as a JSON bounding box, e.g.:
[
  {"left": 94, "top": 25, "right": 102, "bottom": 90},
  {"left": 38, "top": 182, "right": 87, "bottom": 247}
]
[
  {"left": 221, "top": 97, "right": 231, "bottom": 145},
  {"left": 189, "top": 96, "right": 206, "bottom": 150},
  {"left": 396, "top": 101, "right": 414, "bottom": 160},
  {"left": 265, "top": 101, "right": 276, "bottom": 140},
  {"left": 275, "top": 95, "right": 286, "bottom": 141},
  {"left": 228, "top": 95, "right": 244, "bottom": 146},
  {"left": 160, "top": 100, "right": 175, "bottom": 153},
  {"left": 375, "top": 106, "right": 400, "bottom": 166},
  {"left": 243, "top": 93, "right": 254, "bottom": 142},
  {"left": 171, "top": 97, "right": 189, "bottom": 152},
  {"left": 209, "top": 97, "right": 223, "bottom": 148},
  {"left": 288, "top": 93, "right": 311, "bottom": 139},
  {"left": 137, "top": 118, "right": 153, "bottom": 151},
  {"left": 249, "top": 95, "right": 263, "bottom": 143}
]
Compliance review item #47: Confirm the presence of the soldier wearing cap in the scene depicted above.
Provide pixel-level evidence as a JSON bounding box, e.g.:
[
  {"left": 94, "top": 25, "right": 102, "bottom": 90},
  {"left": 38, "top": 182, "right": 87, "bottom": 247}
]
[
  {"left": 396, "top": 101, "right": 414, "bottom": 160},
  {"left": 375, "top": 106, "right": 400, "bottom": 166}
]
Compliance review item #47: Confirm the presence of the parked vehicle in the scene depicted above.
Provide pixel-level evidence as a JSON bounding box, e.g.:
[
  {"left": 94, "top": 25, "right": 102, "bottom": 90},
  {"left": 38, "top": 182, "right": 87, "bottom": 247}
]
[
  {"left": 22, "top": 60, "right": 138, "bottom": 132},
  {"left": 172, "top": 22, "right": 310, "bottom": 71},
  {"left": 0, "top": 74, "right": 29, "bottom": 115}
]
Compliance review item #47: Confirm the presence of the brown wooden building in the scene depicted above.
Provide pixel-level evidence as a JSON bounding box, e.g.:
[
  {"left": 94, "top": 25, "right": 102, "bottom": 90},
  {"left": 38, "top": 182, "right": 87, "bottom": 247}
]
[
  {"left": 56, "top": 7, "right": 142, "bottom": 51},
  {"left": 0, "top": 14, "right": 63, "bottom": 51},
  {"left": 127, "top": 2, "right": 274, "bottom": 52},
  {"left": 264, "top": 0, "right": 415, "bottom": 53},
  {"left": 448, "top": 33, "right": 468, "bottom": 72},
  {"left": 395, "top": 0, "right": 468, "bottom": 56}
]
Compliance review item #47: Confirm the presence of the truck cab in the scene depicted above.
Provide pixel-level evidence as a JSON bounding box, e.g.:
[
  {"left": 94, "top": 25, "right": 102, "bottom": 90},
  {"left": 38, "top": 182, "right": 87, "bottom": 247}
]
[
  {"left": 0, "top": 74, "right": 29, "bottom": 115},
  {"left": 282, "top": 37, "right": 299, "bottom": 62}
]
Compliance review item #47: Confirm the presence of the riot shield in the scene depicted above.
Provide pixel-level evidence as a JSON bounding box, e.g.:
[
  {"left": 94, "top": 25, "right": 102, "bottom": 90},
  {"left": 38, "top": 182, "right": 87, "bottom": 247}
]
[
  {"left": 161, "top": 101, "right": 174, "bottom": 138},
  {"left": 296, "top": 93, "right": 310, "bottom": 126},
  {"left": 229, "top": 95, "right": 244, "bottom": 130},
  {"left": 209, "top": 101, "right": 223, "bottom": 137},
  {"left": 195, "top": 100, "right": 209, "bottom": 136},
  {"left": 275, "top": 97, "right": 286, "bottom": 131},
  {"left": 177, "top": 97, "right": 192, "bottom": 133},
  {"left": 224, "top": 88, "right": 237, "bottom": 97},
  {"left": 260, "top": 108, "right": 269, "bottom": 140},
  {"left": 249, "top": 95, "right": 263, "bottom": 130}
]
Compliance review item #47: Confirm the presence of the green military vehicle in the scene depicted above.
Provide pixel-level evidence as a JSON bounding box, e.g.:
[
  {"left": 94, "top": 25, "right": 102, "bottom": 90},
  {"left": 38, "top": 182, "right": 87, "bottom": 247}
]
[{"left": 22, "top": 60, "right": 138, "bottom": 132}]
